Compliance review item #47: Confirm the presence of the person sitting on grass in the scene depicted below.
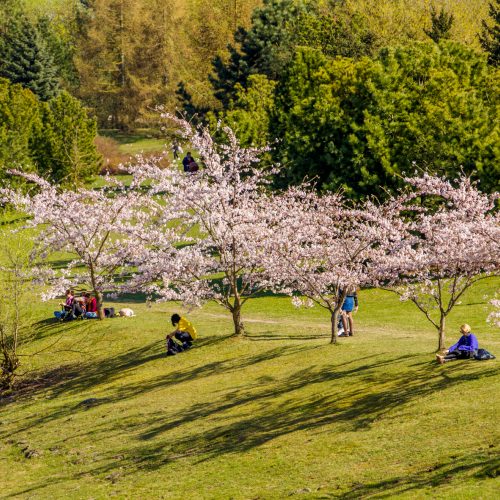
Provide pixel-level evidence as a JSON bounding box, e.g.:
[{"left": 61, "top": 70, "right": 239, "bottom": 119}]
[
  {"left": 167, "top": 313, "right": 197, "bottom": 351},
  {"left": 55, "top": 289, "right": 74, "bottom": 319},
  {"left": 436, "top": 324, "right": 479, "bottom": 364},
  {"left": 69, "top": 295, "right": 86, "bottom": 320},
  {"left": 83, "top": 292, "right": 98, "bottom": 318},
  {"left": 60, "top": 289, "right": 74, "bottom": 310}
]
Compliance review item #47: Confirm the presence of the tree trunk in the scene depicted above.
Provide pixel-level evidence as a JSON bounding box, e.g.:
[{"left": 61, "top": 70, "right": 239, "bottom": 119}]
[
  {"left": 330, "top": 309, "right": 340, "bottom": 344},
  {"left": 438, "top": 314, "right": 446, "bottom": 351},
  {"left": 0, "top": 352, "right": 19, "bottom": 393},
  {"left": 95, "top": 290, "right": 105, "bottom": 320},
  {"left": 232, "top": 303, "right": 244, "bottom": 337}
]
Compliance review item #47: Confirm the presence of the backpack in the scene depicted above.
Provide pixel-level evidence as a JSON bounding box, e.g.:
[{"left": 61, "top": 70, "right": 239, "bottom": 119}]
[
  {"left": 104, "top": 307, "right": 115, "bottom": 318},
  {"left": 166, "top": 337, "right": 184, "bottom": 356},
  {"left": 474, "top": 348, "right": 496, "bottom": 361}
]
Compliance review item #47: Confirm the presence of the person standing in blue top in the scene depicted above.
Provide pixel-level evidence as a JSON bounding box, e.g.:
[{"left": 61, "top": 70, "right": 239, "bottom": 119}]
[
  {"left": 339, "top": 288, "right": 358, "bottom": 337},
  {"left": 436, "top": 324, "right": 479, "bottom": 364}
]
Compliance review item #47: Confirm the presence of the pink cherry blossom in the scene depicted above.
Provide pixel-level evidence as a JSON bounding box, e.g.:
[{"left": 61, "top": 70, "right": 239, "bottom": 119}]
[
  {"left": 128, "top": 116, "right": 281, "bottom": 336},
  {"left": 1, "top": 171, "right": 152, "bottom": 319},
  {"left": 380, "top": 174, "right": 500, "bottom": 351}
]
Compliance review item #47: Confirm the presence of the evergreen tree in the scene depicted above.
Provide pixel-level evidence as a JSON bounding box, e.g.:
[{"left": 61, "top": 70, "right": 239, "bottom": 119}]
[
  {"left": 274, "top": 42, "right": 499, "bottom": 198},
  {"left": 479, "top": 0, "right": 500, "bottom": 66},
  {"left": 210, "top": 0, "right": 308, "bottom": 108},
  {"left": 0, "top": 13, "right": 60, "bottom": 101},
  {"left": 424, "top": 6, "right": 454, "bottom": 43},
  {"left": 294, "top": 9, "right": 377, "bottom": 59},
  {"left": 36, "top": 15, "right": 79, "bottom": 90},
  {"left": 32, "top": 91, "right": 100, "bottom": 185},
  {"left": 210, "top": 0, "right": 377, "bottom": 110},
  {"left": 0, "top": 78, "right": 41, "bottom": 179},
  {"left": 216, "top": 74, "right": 277, "bottom": 147}
]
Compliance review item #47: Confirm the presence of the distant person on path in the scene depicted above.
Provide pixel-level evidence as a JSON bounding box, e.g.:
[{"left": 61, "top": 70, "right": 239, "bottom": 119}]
[
  {"left": 167, "top": 313, "right": 197, "bottom": 351},
  {"left": 436, "top": 324, "right": 479, "bottom": 364},
  {"left": 339, "top": 288, "right": 358, "bottom": 337},
  {"left": 172, "top": 140, "right": 182, "bottom": 160}
]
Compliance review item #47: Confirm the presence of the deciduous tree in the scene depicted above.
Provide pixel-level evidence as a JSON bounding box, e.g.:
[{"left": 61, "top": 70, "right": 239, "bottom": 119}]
[
  {"left": 381, "top": 174, "right": 500, "bottom": 351},
  {"left": 263, "top": 189, "right": 407, "bottom": 343},
  {"left": 1, "top": 172, "right": 149, "bottom": 319},
  {"left": 130, "top": 117, "right": 280, "bottom": 336}
]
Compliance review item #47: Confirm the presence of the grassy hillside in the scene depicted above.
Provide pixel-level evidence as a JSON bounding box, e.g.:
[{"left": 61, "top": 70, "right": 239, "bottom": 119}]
[{"left": 1, "top": 277, "right": 498, "bottom": 498}]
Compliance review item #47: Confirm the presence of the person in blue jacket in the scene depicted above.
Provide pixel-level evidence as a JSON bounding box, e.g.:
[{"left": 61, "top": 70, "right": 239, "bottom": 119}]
[
  {"left": 339, "top": 288, "right": 358, "bottom": 337},
  {"left": 436, "top": 324, "right": 478, "bottom": 364}
]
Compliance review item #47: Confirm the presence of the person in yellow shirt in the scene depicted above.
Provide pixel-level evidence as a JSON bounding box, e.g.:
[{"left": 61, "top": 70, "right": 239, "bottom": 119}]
[{"left": 167, "top": 313, "right": 197, "bottom": 350}]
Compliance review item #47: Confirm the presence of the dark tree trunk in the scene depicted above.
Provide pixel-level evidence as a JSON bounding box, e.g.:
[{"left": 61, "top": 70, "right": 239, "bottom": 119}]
[
  {"left": 232, "top": 302, "right": 244, "bottom": 337},
  {"left": 438, "top": 314, "right": 446, "bottom": 352},
  {"left": 330, "top": 308, "right": 340, "bottom": 344}
]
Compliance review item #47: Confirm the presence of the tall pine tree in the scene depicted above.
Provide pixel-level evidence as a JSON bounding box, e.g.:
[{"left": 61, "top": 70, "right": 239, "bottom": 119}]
[
  {"left": 480, "top": 0, "right": 500, "bottom": 66},
  {"left": 424, "top": 6, "right": 454, "bottom": 43},
  {"left": 210, "top": 0, "right": 308, "bottom": 109},
  {"left": 0, "top": 13, "right": 60, "bottom": 101}
]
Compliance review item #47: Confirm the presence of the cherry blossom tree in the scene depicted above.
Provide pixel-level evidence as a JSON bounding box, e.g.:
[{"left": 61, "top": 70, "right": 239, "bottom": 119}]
[
  {"left": 1, "top": 172, "right": 150, "bottom": 319},
  {"left": 488, "top": 298, "right": 500, "bottom": 328},
  {"left": 381, "top": 174, "right": 500, "bottom": 351},
  {"left": 262, "top": 188, "right": 408, "bottom": 344},
  {"left": 129, "top": 117, "right": 281, "bottom": 336}
]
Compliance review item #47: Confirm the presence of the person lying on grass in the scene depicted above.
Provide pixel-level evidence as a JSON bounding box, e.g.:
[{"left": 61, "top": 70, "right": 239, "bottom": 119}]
[
  {"left": 436, "top": 324, "right": 478, "bottom": 364},
  {"left": 167, "top": 313, "right": 197, "bottom": 351}
]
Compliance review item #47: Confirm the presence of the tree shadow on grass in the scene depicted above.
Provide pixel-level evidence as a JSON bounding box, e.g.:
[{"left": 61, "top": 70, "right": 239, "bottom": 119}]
[
  {"left": 31, "top": 317, "right": 93, "bottom": 339},
  {"left": 246, "top": 330, "right": 330, "bottom": 341},
  {"left": 1, "top": 338, "right": 315, "bottom": 439},
  {"left": 336, "top": 450, "right": 499, "bottom": 499},
  {"left": 126, "top": 358, "right": 499, "bottom": 473},
  {"left": 3, "top": 350, "right": 499, "bottom": 498}
]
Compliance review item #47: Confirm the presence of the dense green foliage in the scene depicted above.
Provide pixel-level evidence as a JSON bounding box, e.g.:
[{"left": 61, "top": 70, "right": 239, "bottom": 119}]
[
  {"left": 272, "top": 42, "right": 499, "bottom": 197},
  {"left": 0, "top": 79, "right": 99, "bottom": 185},
  {"left": 1, "top": 0, "right": 497, "bottom": 197},
  {"left": 0, "top": 78, "right": 40, "bottom": 177},
  {"left": 0, "top": 11, "right": 60, "bottom": 101},
  {"left": 424, "top": 6, "right": 454, "bottom": 43},
  {"left": 32, "top": 91, "right": 100, "bottom": 184},
  {"left": 209, "top": 0, "right": 376, "bottom": 110},
  {"left": 480, "top": 0, "right": 500, "bottom": 66},
  {"left": 210, "top": 0, "right": 308, "bottom": 108},
  {"left": 211, "top": 74, "right": 276, "bottom": 147}
]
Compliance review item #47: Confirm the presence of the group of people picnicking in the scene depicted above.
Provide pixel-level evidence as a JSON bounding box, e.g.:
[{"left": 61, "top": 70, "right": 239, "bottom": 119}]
[
  {"left": 52, "top": 287, "right": 493, "bottom": 363},
  {"left": 54, "top": 289, "right": 98, "bottom": 320}
]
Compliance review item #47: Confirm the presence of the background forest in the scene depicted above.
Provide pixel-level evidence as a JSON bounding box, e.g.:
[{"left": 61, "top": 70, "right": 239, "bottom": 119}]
[{"left": 0, "top": 0, "right": 499, "bottom": 196}]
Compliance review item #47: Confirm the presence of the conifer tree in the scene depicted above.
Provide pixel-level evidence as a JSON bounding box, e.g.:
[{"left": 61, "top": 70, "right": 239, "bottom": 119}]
[
  {"left": 0, "top": 13, "right": 60, "bottom": 101},
  {"left": 31, "top": 91, "right": 100, "bottom": 185},
  {"left": 424, "top": 6, "right": 454, "bottom": 43},
  {"left": 75, "top": 0, "right": 174, "bottom": 128},
  {"left": 480, "top": 0, "right": 500, "bottom": 66},
  {"left": 0, "top": 78, "right": 41, "bottom": 177},
  {"left": 210, "top": 0, "right": 307, "bottom": 108}
]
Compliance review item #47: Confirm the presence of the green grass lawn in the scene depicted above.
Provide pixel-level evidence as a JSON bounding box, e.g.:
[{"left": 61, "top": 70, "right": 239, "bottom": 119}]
[
  {"left": 99, "top": 130, "right": 170, "bottom": 156},
  {"left": 1, "top": 279, "right": 499, "bottom": 499}
]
